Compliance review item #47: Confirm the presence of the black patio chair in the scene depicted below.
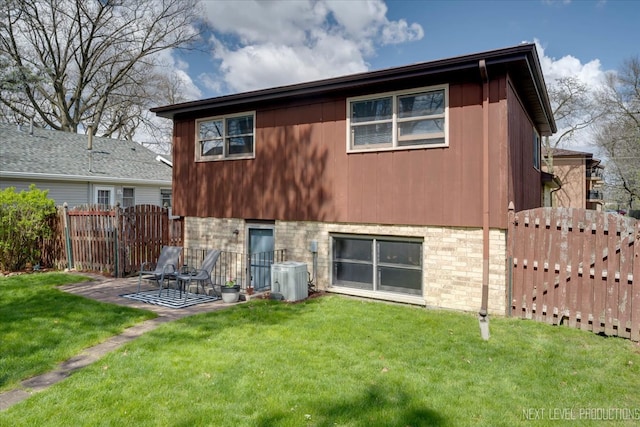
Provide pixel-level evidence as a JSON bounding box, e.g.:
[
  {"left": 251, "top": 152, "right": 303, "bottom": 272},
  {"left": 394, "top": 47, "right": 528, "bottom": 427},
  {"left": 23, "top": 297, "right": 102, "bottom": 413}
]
[
  {"left": 176, "top": 249, "right": 222, "bottom": 300},
  {"left": 136, "top": 245, "right": 183, "bottom": 295}
]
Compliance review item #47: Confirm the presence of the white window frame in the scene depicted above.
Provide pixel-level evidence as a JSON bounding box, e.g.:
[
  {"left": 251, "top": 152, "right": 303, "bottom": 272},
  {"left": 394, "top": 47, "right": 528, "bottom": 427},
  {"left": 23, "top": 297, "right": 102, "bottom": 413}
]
[
  {"left": 346, "top": 85, "right": 449, "bottom": 153},
  {"left": 195, "top": 111, "right": 256, "bottom": 161},
  {"left": 160, "top": 189, "right": 172, "bottom": 208},
  {"left": 122, "top": 187, "right": 135, "bottom": 208},
  {"left": 94, "top": 186, "right": 114, "bottom": 207}
]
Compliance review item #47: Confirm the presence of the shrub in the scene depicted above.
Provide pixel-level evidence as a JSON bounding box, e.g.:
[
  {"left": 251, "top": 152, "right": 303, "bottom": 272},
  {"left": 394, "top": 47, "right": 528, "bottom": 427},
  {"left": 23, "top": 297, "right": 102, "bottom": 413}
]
[{"left": 0, "top": 185, "right": 57, "bottom": 271}]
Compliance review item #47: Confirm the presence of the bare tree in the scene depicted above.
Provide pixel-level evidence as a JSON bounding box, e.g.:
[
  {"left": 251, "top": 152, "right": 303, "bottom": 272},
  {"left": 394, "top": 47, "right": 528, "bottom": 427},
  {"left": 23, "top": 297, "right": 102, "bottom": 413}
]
[
  {"left": 133, "top": 69, "right": 193, "bottom": 154},
  {"left": 595, "top": 56, "right": 640, "bottom": 209},
  {"left": 0, "top": 0, "right": 202, "bottom": 138},
  {"left": 543, "top": 76, "right": 603, "bottom": 173}
]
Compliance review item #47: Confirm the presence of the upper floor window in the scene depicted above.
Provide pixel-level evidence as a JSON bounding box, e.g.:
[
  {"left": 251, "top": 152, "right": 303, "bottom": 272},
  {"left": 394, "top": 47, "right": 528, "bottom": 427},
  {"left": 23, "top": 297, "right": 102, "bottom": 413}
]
[
  {"left": 196, "top": 112, "right": 255, "bottom": 161},
  {"left": 347, "top": 85, "right": 448, "bottom": 152}
]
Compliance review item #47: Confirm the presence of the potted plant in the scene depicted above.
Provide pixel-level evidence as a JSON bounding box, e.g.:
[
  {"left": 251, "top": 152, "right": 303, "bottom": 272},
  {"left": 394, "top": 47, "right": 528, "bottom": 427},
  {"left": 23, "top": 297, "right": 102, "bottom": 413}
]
[{"left": 220, "top": 278, "right": 240, "bottom": 303}]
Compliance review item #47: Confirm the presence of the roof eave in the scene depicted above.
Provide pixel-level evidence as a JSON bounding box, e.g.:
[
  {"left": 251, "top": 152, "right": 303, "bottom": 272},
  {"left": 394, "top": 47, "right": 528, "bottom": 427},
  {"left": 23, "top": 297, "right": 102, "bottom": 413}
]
[
  {"left": 0, "top": 171, "right": 171, "bottom": 186},
  {"left": 151, "top": 43, "right": 556, "bottom": 134}
]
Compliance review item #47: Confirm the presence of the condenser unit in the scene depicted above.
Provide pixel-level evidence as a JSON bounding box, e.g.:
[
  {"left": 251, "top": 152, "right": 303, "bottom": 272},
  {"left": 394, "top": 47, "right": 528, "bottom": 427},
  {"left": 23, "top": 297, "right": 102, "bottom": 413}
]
[{"left": 271, "top": 261, "right": 308, "bottom": 301}]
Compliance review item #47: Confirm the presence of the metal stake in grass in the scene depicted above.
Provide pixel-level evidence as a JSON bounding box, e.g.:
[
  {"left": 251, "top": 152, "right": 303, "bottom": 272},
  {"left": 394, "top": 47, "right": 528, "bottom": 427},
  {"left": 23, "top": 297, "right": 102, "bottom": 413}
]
[{"left": 478, "top": 309, "right": 490, "bottom": 341}]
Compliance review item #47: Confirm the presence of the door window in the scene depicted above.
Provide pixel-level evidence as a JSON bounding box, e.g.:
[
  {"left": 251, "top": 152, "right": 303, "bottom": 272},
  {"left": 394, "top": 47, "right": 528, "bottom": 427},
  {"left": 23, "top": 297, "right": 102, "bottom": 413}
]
[{"left": 247, "top": 226, "right": 275, "bottom": 291}]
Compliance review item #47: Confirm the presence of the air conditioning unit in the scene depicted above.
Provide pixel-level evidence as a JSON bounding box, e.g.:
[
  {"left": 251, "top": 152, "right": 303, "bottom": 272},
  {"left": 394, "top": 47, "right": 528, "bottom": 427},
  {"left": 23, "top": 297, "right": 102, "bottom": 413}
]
[{"left": 271, "top": 261, "right": 308, "bottom": 301}]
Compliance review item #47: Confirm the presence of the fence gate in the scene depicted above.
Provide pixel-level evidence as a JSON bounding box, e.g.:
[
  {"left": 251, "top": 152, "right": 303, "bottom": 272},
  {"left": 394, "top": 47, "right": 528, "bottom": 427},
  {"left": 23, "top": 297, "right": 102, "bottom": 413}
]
[
  {"left": 66, "top": 208, "right": 117, "bottom": 274},
  {"left": 54, "top": 204, "right": 183, "bottom": 277},
  {"left": 507, "top": 207, "right": 640, "bottom": 341},
  {"left": 119, "top": 205, "right": 183, "bottom": 276}
]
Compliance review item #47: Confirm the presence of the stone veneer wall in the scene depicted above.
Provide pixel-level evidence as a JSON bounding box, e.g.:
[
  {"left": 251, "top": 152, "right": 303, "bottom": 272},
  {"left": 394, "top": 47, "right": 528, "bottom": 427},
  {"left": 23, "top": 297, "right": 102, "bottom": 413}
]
[{"left": 184, "top": 217, "right": 507, "bottom": 315}]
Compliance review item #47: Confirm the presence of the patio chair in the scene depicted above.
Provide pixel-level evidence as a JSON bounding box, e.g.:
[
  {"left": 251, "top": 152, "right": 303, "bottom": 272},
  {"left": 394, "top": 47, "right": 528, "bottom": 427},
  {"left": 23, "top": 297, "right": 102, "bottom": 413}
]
[
  {"left": 136, "top": 245, "right": 183, "bottom": 295},
  {"left": 176, "top": 249, "right": 221, "bottom": 299}
]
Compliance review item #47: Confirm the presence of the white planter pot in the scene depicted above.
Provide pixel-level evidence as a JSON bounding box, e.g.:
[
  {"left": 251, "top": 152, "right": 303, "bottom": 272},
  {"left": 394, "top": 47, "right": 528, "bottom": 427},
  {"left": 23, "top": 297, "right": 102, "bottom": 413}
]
[{"left": 221, "top": 286, "right": 240, "bottom": 303}]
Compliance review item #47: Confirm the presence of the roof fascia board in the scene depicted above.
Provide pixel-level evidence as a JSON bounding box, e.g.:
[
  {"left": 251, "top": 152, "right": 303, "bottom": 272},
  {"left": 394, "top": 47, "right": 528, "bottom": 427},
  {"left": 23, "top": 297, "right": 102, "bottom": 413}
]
[
  {"left": 151, "top": 44, "right": 543, "bottom": 119},
  {"left": 521, "top": 55, "right": 556, "bottom": 134},
  {"left": 483, "top": 50, "right": 556, "bottom": 135},
  {"left": 152, "top": 61, "right": 480, "bottom": 119},
  {"left": 0, "top": 171, "right": 171, "bottom": 186}
]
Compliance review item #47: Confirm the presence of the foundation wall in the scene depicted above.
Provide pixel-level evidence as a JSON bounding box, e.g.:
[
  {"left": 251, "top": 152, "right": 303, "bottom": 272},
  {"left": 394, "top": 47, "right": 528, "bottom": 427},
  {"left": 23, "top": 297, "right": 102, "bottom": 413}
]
[{"left": 185, "top": 217, "right": 507, "bottom": 315}]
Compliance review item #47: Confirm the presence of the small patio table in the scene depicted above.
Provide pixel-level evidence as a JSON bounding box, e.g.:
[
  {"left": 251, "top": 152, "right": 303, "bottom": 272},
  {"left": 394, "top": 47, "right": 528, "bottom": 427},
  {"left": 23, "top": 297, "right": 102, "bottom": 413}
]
[{"left": 175, "top": 267, "right": 210, "bottom": 299}]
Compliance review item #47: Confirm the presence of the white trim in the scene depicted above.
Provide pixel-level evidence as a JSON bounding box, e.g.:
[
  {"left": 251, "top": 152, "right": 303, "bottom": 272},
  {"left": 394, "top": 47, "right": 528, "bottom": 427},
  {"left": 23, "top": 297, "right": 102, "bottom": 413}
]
[
  {"left": 160, "top": 188, "right": 172, "bottom": 208},
  {"left": 195, "top": 111, "right": 256, "bottom": 162},
  {"left": 94, "top": 185, "right": 115, "bottom": 206},
  {"left": 122, "top": 187, "right": 135, "bottom": 208},
  {"left": 346, "top": 84, "right": 449, "bottom": 153},
  {"left": 155, "top": 155, "right": 173, "bottom": 167},
  {"left": 0, "top": 171, "right": 170, "bottom": 186},
  {"left": 327, "top": 286, "right": 426, "bottom": 306}
]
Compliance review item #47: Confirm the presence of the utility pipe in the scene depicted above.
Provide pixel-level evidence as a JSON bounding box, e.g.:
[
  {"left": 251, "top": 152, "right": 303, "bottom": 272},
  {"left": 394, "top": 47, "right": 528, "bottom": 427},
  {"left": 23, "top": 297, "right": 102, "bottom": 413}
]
[{"left": 479, "top": 59, "right": 490, "bottom": 340}]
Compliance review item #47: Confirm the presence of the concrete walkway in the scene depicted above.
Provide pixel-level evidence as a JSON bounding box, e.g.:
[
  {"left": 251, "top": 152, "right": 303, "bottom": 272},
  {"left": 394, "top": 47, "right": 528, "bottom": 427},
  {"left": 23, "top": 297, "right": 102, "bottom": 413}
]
[{"left": 0, "top": 273, "right": 238, "bottom": 411}]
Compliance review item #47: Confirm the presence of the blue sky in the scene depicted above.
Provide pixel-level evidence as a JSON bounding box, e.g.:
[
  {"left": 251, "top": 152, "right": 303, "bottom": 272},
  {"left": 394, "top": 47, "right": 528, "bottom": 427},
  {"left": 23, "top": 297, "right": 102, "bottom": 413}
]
[
  {"left": 169, "top": 0, "right": 639, "bottom": 101},
  {"left": 375, "top": 0, "right": 637, "bottom": 73}
]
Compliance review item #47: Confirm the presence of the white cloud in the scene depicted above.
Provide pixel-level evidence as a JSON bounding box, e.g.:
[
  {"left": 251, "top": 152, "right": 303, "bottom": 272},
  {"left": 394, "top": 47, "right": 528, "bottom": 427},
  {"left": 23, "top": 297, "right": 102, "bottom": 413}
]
[
  {"left": 199, "top": 0, "right": 424, "bottom": 94},
  {"left": 535, "top": 39, "right": 606, "bottom": 89},
  {"left": 381, "top": 20, "right": 424, "bottom": 45},
  {"left": 533, "top": 40, "right": 609, "bottom": 153},
  {"left": 154, "top": 49, "right": 202, "bottom": 101}
]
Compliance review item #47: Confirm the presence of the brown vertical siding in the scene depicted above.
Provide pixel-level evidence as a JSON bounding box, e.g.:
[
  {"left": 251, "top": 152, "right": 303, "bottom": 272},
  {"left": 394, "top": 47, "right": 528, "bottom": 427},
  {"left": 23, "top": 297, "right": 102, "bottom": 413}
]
[
  {"left": 172, "top": 78, "right": 526, "bottom": 229},
  {"left": 489, "top": 77, "right": 509, "bottom": 228},
  {"left": 507, "top": 76, "right": 543, "bottom": 214}
]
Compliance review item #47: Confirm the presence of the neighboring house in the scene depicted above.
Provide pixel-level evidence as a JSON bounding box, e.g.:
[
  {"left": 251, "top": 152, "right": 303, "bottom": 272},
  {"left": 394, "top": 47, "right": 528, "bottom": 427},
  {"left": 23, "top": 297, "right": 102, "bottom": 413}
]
[
  {"left": 0, "top": 123, "right": 172, "bottom": 208},
  {"left": 542, "top": 147, "right": 604, "bottom": 210},
  {"left": 151, "top": 43, "right": 556, "bottom": 315}
]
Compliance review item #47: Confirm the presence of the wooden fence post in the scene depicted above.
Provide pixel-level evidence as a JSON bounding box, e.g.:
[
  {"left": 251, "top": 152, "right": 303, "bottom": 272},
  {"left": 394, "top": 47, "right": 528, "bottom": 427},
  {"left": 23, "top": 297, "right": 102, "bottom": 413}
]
[
  {"left": 507, "top": 201, "right": 515, "bottom": 317},
  {"left": 63, "top": 202, "right": 73, "bottom": 270},
  {"left": 632, "top": 222, "right": 640, "bottom": 341},
  {"left": 114, "top": 202, "right": 120, "bottom": 278}
]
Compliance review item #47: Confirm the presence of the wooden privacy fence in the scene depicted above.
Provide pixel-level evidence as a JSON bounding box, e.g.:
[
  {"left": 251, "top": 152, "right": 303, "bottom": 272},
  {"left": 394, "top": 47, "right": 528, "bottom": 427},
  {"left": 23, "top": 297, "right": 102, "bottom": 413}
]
[
  {"left": 43, "top": 204, "right": 183, "bottom": 277},
  {"left": 508, "top": 206, "right": 640, "bottom": 341}
]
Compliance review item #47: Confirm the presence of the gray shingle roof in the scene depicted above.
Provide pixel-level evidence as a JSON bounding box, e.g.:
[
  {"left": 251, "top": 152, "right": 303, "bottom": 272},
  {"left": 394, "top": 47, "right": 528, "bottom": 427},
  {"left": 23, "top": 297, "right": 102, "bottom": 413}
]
[{"left": 0, "top": 123, "right": 171, "bottom": 184}]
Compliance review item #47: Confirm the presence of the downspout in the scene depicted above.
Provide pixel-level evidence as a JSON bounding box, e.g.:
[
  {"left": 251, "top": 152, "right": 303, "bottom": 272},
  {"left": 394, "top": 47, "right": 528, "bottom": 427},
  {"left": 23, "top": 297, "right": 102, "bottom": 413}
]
[
  {"left": 479, "top": 59, "right": 490, "bottom": 340},
  {"left": 549, "top": 181, "right": 563, "bottom": 207}
]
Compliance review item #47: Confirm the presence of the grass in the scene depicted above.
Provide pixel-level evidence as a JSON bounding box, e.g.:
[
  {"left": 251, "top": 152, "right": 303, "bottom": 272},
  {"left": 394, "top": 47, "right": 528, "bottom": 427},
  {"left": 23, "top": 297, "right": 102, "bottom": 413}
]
[
  {"left": 1, "top": 289, "right": 640, "bottom": 426},
  {"left": 0, "top": 272, "right": 156, "bottom": 392}
]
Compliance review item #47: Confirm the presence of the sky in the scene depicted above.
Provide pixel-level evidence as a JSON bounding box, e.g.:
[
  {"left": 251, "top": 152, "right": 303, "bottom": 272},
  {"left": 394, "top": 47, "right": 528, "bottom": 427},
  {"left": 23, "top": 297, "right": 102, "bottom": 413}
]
[
  {"left": 157, "top": 0, "right": 639, "bottom": 154},
  {"left": 169, "top": 0, "right": 639, "bottom": 102}
]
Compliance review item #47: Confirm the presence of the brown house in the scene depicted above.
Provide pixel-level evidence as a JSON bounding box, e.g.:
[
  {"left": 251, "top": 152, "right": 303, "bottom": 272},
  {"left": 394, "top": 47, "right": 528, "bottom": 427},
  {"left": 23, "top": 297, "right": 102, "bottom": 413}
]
[
  {"left": 151, "top": 43, "right": 556, "bottom": 315},
  {"left": 542, "top": 148, "right": 604, "bottom": 210}
]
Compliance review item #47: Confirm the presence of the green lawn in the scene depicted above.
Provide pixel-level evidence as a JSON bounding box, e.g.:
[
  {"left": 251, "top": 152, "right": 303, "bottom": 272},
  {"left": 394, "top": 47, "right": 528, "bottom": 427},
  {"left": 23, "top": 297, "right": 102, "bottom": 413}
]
[
  {"left": 0, "top": 272, "right": 156, "bottom": 392},
  {"left": 1, "top": 283, "right": 639, "bottom": 426}
]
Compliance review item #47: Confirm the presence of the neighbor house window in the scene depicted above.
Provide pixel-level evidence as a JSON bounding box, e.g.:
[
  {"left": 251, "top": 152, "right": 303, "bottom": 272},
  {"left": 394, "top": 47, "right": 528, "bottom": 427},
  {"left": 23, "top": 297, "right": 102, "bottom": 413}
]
[
  {"left": 196, "top": 112, "right": 255, "bottom": 160},
  {"left": 331, "top": 235, "right": 422, "bottom": 296},
  {"left": 161, "top": 189, "right": 172, "bottom": 208},
  {"left": 122, "top": 187, "right": 135, "bottom": 208},
  {"left": 347, "top": 85, "right": 448, "bottom": 152},
  {"left": 94, "top": 186, "right": 114, "bottom": 207},
  {"left": 533, "top": 130, "right": 541, "bottom": 170}
]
